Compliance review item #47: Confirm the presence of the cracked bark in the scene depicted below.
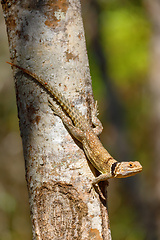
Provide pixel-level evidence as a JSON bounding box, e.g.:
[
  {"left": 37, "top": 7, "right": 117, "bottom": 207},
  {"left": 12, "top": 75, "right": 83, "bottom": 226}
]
[{"left": 1, "top": 0, "right": 112, "bottom": 239}]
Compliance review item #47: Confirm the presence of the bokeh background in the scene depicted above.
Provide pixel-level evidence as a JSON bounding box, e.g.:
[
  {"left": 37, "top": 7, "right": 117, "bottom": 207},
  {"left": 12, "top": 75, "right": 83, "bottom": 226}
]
[{"left": 0, "top": 0, "right": 158, "bottom": 239}]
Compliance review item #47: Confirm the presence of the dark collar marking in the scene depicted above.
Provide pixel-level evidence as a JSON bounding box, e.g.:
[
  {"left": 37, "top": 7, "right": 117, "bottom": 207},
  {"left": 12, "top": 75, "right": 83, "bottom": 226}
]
[{"left": 111, "top": 162, "right": 119, "bottom": 176}]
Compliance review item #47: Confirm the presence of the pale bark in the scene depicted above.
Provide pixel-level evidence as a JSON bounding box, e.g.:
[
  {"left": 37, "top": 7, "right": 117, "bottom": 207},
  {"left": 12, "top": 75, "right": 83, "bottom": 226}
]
[{"left": 1, "top": 0, "right": 111, "bottom": 239}]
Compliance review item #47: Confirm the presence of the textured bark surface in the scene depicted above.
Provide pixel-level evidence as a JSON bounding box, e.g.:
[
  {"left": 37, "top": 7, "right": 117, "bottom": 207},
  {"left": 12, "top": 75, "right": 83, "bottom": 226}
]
[{"left": 1, "top": 0, "right": 111, "bottom": 239}]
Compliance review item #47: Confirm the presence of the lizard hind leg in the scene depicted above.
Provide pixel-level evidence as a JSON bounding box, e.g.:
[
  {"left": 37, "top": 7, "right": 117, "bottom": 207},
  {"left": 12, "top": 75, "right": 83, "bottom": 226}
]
[
  {"left": 48, "top": 100, "right": 84, "bottom": 142},
  {"left": 91, "top": 101, "right": 103, "bottom": 136},
  {"left": 48, "top": 100, "right": 62, "bottom": 117}
]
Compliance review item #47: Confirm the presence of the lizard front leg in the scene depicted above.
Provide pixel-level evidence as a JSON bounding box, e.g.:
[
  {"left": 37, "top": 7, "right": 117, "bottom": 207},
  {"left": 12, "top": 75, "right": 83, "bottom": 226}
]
[
  {"left": 90, "top": 173, "right": 112, "bottom": 200},
  {"left": 92, "top": 173, "right": 112, "bottom": 186},
  {"left": 88, "top": 173, "right": 111, "bottom": 200}
]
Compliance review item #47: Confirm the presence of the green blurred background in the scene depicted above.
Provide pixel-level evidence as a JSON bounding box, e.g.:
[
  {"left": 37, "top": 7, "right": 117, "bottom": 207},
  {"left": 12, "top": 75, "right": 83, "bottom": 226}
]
[{"left": 0, "top": 0, "right": 157, "bottom": 239}]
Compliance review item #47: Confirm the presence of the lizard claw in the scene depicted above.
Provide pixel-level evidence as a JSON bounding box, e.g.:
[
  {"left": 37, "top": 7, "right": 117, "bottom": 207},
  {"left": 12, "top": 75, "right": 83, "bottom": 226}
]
[
  {"left": 89, "top": 182, "right": 106, "bottom": 200},
  {"left": 93, "top": 100, "right": 99, "bottom": 116},
  {"left": 48, "top": 100, "right": 61, "bottom": 117}
]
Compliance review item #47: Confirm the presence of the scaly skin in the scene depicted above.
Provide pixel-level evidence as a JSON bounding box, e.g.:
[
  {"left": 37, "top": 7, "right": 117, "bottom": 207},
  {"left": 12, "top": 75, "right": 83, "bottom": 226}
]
[{"left": 7, "top": 62, "right": 142, "bottom": 188}]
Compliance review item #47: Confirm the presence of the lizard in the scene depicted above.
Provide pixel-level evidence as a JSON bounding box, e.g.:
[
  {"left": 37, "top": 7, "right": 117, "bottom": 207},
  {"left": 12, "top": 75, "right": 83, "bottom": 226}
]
[{"left": 7, "top": 61, "right": 142, "bottom": 190}]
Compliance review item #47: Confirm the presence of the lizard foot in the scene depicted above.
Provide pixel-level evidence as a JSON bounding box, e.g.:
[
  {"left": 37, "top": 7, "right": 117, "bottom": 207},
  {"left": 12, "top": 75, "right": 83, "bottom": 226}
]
[{"left": 89, "top": 183, "right": 106, "bottom": 201}]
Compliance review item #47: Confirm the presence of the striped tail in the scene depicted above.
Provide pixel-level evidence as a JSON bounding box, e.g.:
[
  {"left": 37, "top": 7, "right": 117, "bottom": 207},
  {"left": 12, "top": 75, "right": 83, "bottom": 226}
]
[{"left": 7, "top": 62, "right": 85, "bottom": 128}]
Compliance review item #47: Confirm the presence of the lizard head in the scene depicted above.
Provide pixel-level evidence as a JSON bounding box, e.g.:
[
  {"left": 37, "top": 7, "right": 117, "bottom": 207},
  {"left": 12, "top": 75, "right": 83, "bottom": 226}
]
[{"left": 112, "top": 161, "right": 142, "bottom": 178}]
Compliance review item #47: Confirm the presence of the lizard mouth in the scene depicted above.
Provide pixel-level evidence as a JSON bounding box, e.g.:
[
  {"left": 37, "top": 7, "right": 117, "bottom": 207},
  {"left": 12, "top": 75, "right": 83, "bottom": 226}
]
[
  {"left": 138, "top": 166, "right": 143, "bottom": 172},
  {"left": 132, "top": 161, "right": 143, "bottom": 173}
]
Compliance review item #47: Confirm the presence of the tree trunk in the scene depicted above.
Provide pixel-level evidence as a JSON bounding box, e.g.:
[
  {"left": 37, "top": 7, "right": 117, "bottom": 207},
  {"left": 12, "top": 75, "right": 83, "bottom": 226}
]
[{"left": 1, "top": 0, "right": 111, "bottom": 239}]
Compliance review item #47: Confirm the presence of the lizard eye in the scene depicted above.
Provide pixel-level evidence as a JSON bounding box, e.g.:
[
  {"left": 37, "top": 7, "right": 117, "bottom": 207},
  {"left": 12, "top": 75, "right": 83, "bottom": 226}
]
[{"left": 129, "top": 163, "right": 133, "bottom": 167}]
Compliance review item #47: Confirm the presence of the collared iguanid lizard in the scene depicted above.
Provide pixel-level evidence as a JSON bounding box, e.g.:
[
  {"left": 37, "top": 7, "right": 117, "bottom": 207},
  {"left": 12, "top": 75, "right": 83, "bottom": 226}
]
[{"left": 7, "top": 61, "right": 142, "bottom": 196}]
